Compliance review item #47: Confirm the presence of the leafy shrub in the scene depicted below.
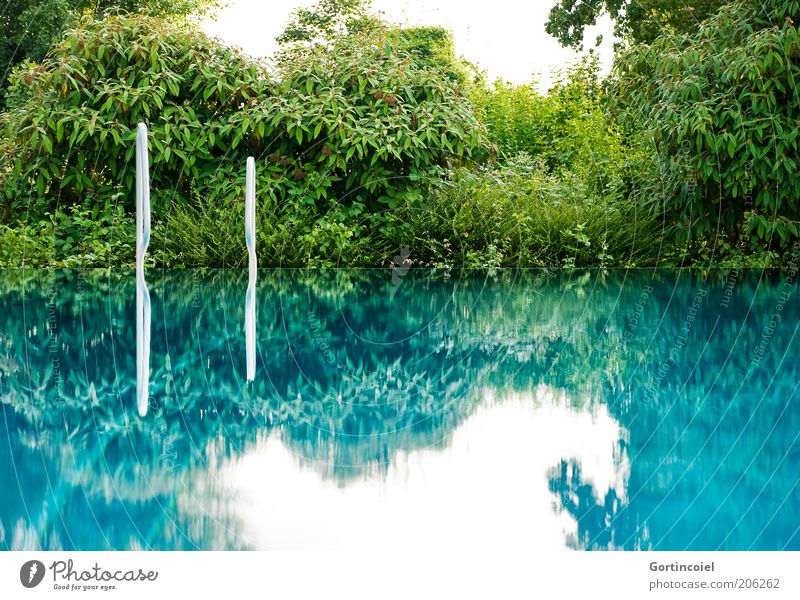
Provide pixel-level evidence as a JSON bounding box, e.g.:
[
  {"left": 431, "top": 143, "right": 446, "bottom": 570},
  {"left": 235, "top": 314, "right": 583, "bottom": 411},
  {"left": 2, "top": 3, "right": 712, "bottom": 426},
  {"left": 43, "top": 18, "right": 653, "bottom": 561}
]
[
  {"left": 149, "top": 153, "right": 665, "bottom": 269},
  {"left": 262, "top": 28, "right": 486, "bottom": 211},
  {"left": 393, "top": 26, "right": 471, "bottom": 84},
  {"left": 0, "top": 0, "right": 222, "bottom": 108},
  {"left": 611, "top": 0, "right": 800, "bottom": 248},
  {"left": 471, "top": 79, "right": 549, "bottom": 158},
  {"left": 660, "top": 238, "right": 784, "bottom": 268},
  {"left": 0, "top": 14, "right": 269, "bottom": 223},
  {"left": 546, "top": 0, "right": 728, "bottom": 48}
]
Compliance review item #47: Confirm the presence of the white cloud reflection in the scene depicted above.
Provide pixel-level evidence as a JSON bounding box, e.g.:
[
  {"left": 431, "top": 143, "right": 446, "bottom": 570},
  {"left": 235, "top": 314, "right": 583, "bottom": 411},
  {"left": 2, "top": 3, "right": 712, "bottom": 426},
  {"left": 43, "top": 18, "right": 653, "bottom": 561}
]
[{"left": 221, "top": 386, "right": 629, "bottom": 550}]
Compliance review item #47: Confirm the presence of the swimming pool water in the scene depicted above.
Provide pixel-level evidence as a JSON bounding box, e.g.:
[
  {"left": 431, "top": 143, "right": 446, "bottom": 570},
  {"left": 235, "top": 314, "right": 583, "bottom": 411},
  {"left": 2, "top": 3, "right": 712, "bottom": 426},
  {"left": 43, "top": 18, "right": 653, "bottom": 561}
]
[{"left": 0, "top": 269, "right": 798, "bottom": 550}]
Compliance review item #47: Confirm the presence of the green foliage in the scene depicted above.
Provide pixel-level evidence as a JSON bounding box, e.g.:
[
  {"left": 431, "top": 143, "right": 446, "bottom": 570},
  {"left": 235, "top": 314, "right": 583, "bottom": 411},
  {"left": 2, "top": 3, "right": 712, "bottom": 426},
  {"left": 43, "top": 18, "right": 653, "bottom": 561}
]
[
  {"left": 5, "top": 1, "right": 788, "bottom": 269},
  {"left": 276, "top": 0, "right": 470, "bottom": 85},
  {"left": 276, "top": 0, "right": 377, "bottom": 47},
  {"left": 546, "top": 0, "right": 728, "bottom": 48},
  {"left": 0, "top": 14, "right": 485, "bottom": 267},
  {"left": 659, "top": 237, "right": 784, "bottom": 268},
  {"left": 0, "top": 13, "right": 485, "bottom": 264},
  {"left": 393, "top": 26, "right": 470, "bottom": 84},
  {"left": 611, "top": 0, "right": 800, "bottom": 249},
  {"left": 0, "top": 203, "right": 134, "bottom": 267},
  {"left": 265, "top": 31, "right": 486, "bottom": 211},
  {"left": 89, "top": 0, "right": 221, "bottom": 18},
  {"left": 0, "top": 0, "right": 222, "bottom": 107},
  {"left": 152, "top": 193, "right": 381, "bottom": 268},
  {"left": 471, "top": 79, "right": 548, "bottom": 157},
  {"left": 0, "top": 14, "right": 269, "bottom": 223},
  {"left": 389, "top": 154, "right": 664, "bottom": 268},
  {"left": 470, "top": 57, "right": 632, "bottom": 200},
  {"left": 149, "top": 154, "right": 665, "bottom": 269}
]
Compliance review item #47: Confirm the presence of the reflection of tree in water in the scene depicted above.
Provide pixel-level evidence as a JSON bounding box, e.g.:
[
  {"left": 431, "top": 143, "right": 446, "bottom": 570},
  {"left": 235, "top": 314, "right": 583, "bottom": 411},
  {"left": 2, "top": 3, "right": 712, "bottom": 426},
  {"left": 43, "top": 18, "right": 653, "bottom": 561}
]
[
  {"left": 1, "top": 270, "right": 508, "bottom": 548},
  {"left": 1, "top": 269, "right": 799, "bottom": 549},
  {"left": 549, "top": 460, "right": 632, "bottom": 551}
]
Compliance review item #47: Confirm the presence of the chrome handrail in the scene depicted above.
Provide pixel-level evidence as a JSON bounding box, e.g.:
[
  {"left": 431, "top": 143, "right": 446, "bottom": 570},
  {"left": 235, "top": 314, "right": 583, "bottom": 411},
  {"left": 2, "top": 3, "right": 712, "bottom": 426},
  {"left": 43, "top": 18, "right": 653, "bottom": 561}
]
[
  {"left": 136, "top": 123, "right": 151, "bottom": 417},
  {"left": 245, "top": 156, "right": 257, "bottom": 382}
]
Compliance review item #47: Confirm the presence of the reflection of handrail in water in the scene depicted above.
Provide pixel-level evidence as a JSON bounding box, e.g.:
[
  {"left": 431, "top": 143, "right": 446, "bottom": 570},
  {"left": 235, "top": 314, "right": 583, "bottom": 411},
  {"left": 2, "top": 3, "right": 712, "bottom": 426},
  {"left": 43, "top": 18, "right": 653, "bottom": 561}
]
[
  {"left": 136, "top": 275, "right": 151, "bottom": 417},
  {"left": 245, "top": 157, "right": 257, "bottom": 382},
  {"left": 136, "top": 124, "right": 151, "bottom": 417}
]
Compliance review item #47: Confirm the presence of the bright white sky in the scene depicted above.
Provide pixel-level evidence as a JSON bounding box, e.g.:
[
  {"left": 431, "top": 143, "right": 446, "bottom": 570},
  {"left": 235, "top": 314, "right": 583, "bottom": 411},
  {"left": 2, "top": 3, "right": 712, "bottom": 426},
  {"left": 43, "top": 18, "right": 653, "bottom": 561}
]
[{"left": 202, "top": 0, "right": 616, "bottom": 88}]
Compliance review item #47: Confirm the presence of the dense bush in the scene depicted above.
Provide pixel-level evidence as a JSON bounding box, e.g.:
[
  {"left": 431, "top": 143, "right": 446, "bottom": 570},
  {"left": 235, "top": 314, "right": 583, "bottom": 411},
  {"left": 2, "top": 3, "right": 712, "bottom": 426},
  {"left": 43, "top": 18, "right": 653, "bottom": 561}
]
[
  {"left": 611, "top": 0, "right": 800, "bottom": 250},
  {"left": 393, "top": 26, "right": 471, "bottom": 84},
  {"left": 150, "top": 152, "right": 666, "bottom": 269},
  {"left": 9, "top": 1, "right": 793, "bottom": 269},
  {"left": 0, "top": 14, "right": 269, "bottom": 222},
  {"left": 263, "top": 29, "right": 485, "bottom": 210},
  {"left": 0, "top": 204, "right": 134, "bottom": 267},
  {"left": 0, "top": 13, "right": 486, "bottom": 266}
]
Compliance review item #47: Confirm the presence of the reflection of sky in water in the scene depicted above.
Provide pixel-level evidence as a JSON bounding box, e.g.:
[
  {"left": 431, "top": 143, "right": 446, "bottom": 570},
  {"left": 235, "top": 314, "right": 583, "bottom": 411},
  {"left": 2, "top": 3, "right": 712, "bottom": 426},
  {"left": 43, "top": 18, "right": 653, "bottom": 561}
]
[
  {"left": 223, "top": 388, "right": 628, "bottom": 550},
  {"left": 1, "top": 269, "right": 799, "bottom": 550}
]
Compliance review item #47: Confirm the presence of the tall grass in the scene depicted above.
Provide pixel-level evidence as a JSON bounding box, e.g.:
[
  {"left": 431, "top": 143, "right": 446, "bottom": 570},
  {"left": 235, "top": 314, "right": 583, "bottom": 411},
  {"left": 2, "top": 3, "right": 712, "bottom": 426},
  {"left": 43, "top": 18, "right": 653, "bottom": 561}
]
[
  {"left": 389, "top": 154, "right": 666, "bottom": 268},
  {"left": 152, "top": 194, "right": 387, "bottom": 268}
]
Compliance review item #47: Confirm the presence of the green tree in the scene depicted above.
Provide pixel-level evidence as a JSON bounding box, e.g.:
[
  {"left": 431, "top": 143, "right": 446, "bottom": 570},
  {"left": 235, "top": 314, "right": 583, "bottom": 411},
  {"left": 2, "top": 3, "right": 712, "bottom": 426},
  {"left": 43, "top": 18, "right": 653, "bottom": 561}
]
[
  {"left": 393, "top": 26, "right": 470, "bottom": 83},
  {"left": 545, "top": 0, "right": 728, "bottom": 48},
  {"left": 0, "top": 0, "right": 222, "bottom": 107},
  {"left": 610, "top": 0, "right": 800, "bottom": 250},
  {"left": 276, "top": 0, "right": 377, "bottom": 47},
  {"left": 276, "top": 0, "right": 470, "bottom": 84}
]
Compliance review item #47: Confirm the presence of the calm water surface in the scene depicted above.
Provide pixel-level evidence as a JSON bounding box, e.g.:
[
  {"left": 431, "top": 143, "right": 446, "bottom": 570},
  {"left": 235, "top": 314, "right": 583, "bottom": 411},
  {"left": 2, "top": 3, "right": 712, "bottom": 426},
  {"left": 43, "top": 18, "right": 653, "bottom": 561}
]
[{"left": 0, "top": 269, "right": 798, "bottom": 550}]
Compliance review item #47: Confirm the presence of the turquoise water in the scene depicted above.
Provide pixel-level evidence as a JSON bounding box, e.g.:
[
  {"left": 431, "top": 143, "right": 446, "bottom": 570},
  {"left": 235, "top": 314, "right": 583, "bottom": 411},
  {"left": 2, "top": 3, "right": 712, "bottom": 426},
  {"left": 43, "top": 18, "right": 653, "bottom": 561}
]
[{"left": 0, "top": 269, "right": 798, "bottom": 550}]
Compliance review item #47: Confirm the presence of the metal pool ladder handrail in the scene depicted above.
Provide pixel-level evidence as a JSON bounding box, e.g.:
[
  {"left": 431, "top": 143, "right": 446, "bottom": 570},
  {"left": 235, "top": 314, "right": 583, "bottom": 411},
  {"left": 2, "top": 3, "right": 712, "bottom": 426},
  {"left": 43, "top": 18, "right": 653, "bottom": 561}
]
[
  {"left": 136, "top": 123, "right": 151, "bottom": 417},
  {"left": 136, "top": 123, "right": 151, "bottom": 271},
  {"left": 245, "top": 156, "right": 257, "bottom": 382},
  {"left": 134, "top": 125, "right": 258, "bottom": 413}
]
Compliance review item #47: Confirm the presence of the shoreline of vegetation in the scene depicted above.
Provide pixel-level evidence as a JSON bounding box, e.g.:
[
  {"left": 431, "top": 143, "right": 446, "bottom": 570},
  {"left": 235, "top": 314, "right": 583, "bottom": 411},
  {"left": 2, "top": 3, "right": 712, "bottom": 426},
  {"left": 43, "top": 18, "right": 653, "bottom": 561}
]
[{"left": 1, "top": 0, "right": 798, "bottom": 270}]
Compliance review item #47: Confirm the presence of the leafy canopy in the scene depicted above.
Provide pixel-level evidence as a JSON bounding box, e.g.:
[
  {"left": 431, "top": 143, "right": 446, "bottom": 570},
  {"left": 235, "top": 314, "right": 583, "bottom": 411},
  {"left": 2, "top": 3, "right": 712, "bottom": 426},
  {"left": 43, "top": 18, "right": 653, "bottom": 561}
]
[
  {"left": 470, "top": 57, "right": 632, "bottom": 198},
  {"left": 276, "top": 0, "right": 377, "bottom": 47},
  {"left": 546, "top": 0, "right": 728, "bottom": 47}
]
